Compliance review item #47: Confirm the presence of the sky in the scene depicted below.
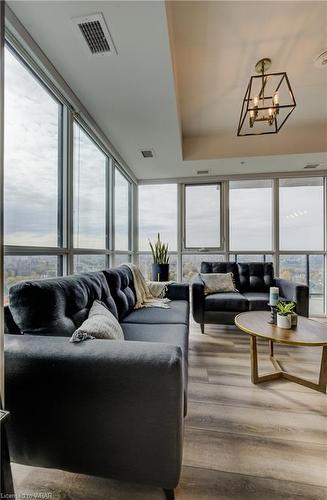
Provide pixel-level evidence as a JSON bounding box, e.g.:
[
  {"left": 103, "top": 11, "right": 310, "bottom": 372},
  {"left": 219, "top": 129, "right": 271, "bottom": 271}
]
[{"left": 4, "top": 46, "right": 325, "bottom": 256}]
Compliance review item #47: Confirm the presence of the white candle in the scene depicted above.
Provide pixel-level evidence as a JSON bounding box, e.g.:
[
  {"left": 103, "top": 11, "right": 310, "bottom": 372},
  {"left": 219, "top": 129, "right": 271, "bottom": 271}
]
[
  {"left": 253, "top": 96, "right": 259, "bottom": 107},
  {"left": 269, "top": 286, "right": 279, "bottom": 306},
  {"left": 273, "top": 92, "right": 279, "bottom": 105}
]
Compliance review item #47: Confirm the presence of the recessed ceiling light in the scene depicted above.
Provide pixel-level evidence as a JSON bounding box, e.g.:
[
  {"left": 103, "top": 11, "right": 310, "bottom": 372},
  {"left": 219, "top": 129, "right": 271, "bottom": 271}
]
[
  {"left": 304, "top": 163, "right": 320, "bottom": 169},
  {"left": 314, "top": 50, "right": 327, "bottom": 69}
]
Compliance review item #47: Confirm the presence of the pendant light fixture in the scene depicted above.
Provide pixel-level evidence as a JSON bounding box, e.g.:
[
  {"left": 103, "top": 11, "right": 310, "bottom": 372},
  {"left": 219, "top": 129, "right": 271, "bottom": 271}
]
[{"left": 237, "top": 58, "right": 296, "bottom": 136}]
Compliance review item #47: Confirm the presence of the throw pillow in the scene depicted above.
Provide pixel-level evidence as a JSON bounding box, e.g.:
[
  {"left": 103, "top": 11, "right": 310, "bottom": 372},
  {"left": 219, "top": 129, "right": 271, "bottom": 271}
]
[
  {"left": 70, "top": 300, "right": 124, "bottom": 342},
  {"left": 200, "top": 272, "right": 238, "bottom": 295},
  {"left": 147, "top": 280, "right": 172, "bottom": 298}
]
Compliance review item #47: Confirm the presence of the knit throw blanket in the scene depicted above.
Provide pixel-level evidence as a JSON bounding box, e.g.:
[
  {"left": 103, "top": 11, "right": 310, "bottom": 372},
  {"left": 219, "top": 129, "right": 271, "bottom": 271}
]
[{"left": 125, "top": 263, "right": 171, "bottom": 309}]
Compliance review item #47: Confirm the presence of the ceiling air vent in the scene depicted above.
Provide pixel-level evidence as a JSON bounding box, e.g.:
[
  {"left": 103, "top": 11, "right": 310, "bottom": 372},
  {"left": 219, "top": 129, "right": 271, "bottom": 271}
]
[
  {"left": 140, "top": 149, "right": 155, "bottom": 159},
  {"left": 72, "top": 13, "right": 117, "bottom": 56},
  {"left": 197, "top": 170, "right": 209, "bottom": 175},
  {"left": 304, "top": 163, "right": 320, "bottom": 169}
]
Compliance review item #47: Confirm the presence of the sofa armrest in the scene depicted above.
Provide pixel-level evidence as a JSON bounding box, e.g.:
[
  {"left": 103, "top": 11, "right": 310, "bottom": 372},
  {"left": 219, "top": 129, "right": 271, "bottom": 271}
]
[
  {"left": 192, "top": 276, "right": 205, "bottom": 324},
  {"left": 166, "top": 283, "right": 190, "bottom": 301},
  {"left": 275, "top": 278, "right": 309, "bottom": 317},
  {"left": 5, "top": 335, "right": 184, "bottom": 489}
]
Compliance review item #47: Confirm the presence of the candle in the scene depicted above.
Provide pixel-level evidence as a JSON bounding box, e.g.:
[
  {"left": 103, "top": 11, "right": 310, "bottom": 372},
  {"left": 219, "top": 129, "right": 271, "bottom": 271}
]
[
  {"left": 253, "top": 95, "right": 259, "bottom": 107},
  {"left": 273, "top": 92, "right": 279, "bottom": 105},
  {"left": 269, "top": 287, "right": 279, "bottom": 306},
  {"left": 268, "top": 107, "right": 274, "bottom": 116}
]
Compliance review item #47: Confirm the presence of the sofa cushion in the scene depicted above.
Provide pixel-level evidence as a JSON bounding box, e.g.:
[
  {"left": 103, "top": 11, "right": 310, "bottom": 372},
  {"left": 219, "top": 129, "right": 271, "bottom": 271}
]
[
  {"left": 238, "top": 262, "right": 274, "bottom": 293},
  {"left": 122, "top": 300, "right": 189, "bottom": 325},
  {"left": 200, "top": 262, "right": 240, "bottom": 290},
  {"left": 204, "top": 292, "right": 248, "bottom": 312},
  {"left": 122, "top": 322, "right": 188, "bottom": 359},
  {"left": 9, "top": 272, "right": 118, "bottom": 337},
  {"left": 102, "top": 266, "right": 136, "bottom": 320},
  {"left": 242, "top": 292, "right": 270, "bottom": 311}
]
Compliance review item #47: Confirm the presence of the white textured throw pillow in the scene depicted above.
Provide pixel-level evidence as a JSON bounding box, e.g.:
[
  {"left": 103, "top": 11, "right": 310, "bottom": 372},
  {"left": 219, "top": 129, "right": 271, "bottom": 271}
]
[
  {"left": 200, "top": 272, "right": 238, "bottom": 295},
  {"left": 70, "top": 300, "right": 124, "bottom": 342}
]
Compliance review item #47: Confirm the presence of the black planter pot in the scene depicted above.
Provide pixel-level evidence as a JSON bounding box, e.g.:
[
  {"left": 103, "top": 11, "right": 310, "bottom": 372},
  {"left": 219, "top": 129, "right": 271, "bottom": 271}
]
[{"left": 152, "top": 263, "right": 169, "bottom": 282}]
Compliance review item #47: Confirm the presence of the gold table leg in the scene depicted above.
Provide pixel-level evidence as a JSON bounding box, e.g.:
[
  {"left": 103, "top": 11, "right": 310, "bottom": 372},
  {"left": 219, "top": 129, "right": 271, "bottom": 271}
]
[{"left": 249, "top": 337, "right": 327, "bottom": 393}]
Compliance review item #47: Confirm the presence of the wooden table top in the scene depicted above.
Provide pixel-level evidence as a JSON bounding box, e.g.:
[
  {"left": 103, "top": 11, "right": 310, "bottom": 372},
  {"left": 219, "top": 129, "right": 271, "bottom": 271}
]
[{"left": 235, "top": 311, "right": 327, "bottom": 346}]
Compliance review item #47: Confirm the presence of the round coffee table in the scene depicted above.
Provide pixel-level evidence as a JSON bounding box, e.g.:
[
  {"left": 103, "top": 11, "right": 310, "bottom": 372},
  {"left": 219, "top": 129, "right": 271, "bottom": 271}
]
[{"left": 235, "top": 311, "right": 327, "bottom": 393}]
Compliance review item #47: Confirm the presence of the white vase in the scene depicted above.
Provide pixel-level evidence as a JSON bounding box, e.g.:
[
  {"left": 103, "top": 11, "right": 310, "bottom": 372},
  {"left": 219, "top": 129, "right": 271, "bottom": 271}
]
[{"left": 277, "top": 314, "right": 292, "bottom": 329}]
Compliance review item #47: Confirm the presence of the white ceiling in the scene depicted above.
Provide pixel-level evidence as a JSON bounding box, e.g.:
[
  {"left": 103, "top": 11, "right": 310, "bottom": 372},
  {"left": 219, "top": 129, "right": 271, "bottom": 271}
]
[{"left": 7, "top": 0, "right": 327, "bottom": 180}]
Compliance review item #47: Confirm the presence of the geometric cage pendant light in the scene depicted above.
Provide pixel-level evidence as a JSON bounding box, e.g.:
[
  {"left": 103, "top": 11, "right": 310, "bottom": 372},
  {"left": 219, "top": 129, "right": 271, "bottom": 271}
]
[{"left": 237, "top": 58, "right": 296, "bottom": 136}]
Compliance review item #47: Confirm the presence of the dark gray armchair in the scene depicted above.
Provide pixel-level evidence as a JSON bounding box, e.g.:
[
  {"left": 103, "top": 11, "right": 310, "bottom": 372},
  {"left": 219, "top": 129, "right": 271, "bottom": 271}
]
[{"left": 192, "top": 262, "right": 309, "bottom": 332}]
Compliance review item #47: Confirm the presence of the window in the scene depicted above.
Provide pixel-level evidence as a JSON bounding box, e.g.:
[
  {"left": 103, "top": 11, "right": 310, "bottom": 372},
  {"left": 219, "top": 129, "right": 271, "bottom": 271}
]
[
  {"left": 138, "top": 184, "right": 177, "bottom": 251},
  {"left": 185, "top": 184, "right": 221, "bottom": 249},
  {"left": 279, "top": 254, "right": 325, "bottom": 315},
  {"left": 113, "top": 254, "right": 131, "bottom": 267},
  {"left": 4, "top": 46, "right": 62, "bottom": 246},
  {"left": 73, "top": 122, "right": 107, "bottom": 249},
  {"left": 279, "top": 178, "right": 324, "bottom": 251},
  {"left": 73, "top": 254, "right": 107, "bottom": 274},
  {"left": 229, "top": 180, "right": 273, "bottom": 251},
  {"left": 4, "top": 255, "right": 59, "bottom": 304},
  {"left": 182, "top": 254, "right": 224, "bottom": 283},
  {"left": 114, "top": 168, "right": 130, "bottom": 250}
]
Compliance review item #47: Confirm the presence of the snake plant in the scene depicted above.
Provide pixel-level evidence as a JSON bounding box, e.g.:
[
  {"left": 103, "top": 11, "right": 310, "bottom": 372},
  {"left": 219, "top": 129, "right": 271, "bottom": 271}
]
[
  {"left": 276, "top": 300, "right": 295, "bottom": 316},
  {"left": 149, "top": 233, "right": 169, "bottom": 264}
]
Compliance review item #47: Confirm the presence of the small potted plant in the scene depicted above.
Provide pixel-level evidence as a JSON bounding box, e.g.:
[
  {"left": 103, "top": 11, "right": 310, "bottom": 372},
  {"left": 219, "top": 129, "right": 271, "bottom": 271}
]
[
  {"left": 276, "top": 300, "right": 296, "bottom": 329},
  {"left": 149, "top": 233, "right": 169, "bottom": 282}
]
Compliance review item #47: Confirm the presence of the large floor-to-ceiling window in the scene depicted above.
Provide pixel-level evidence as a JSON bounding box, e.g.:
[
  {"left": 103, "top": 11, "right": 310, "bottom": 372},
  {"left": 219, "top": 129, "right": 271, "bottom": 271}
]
[
  {"left": 279, "top": 177, "right": 325, "bottom": 314},
  {"left": 138, "top": 183, "right": 178, "bottom": 280},
  {"left": 138, "top": 176, "right": 326, "bottom": 315},
  {"left": 4, "top": 45, "right": 64, "bottom": 302},
  {"left": 4, "top": 42, "right": 134, "bottom": 302}
]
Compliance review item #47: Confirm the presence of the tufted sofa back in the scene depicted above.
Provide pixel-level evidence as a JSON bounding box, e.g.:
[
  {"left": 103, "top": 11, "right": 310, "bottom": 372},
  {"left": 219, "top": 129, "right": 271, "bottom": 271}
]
[
  {"left": 102, "top": 266, "right": 136, "bottom": 321},
  {"left": 200, "top": 261, "right": 274, "bottom": 293},
  {"left": 8, "top": 272, "right": 118, "bottom": 337},
  {"left": 237, "top": 262, "right": 274, "bottom": 292}
]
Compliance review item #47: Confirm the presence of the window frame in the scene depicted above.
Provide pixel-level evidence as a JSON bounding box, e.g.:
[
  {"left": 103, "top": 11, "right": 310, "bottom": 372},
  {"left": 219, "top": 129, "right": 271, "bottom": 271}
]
[
  {"left": 113, "top": 163, "right": 133, "bottom": 253},
  {"left": 182, "top": 182, "right": 223, "bottom": 251}
]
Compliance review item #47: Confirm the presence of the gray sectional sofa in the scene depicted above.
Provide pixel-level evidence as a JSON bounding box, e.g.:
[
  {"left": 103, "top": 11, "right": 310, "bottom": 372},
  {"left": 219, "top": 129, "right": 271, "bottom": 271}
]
[
  {"left": 4, "top": 265, "right": 190, "bottom": 499},
  {"left": 192, "top": 262, "right": 309, "bottom": 331}
]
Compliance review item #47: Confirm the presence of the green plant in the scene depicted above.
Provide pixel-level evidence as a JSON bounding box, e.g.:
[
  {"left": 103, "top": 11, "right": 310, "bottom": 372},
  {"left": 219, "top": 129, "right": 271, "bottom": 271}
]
[
  {"left": 149, "top": 233, "right": 169, "bottom": 264},
  {"left": 276, "top": 300, "right": 295, "bottom": 316}
]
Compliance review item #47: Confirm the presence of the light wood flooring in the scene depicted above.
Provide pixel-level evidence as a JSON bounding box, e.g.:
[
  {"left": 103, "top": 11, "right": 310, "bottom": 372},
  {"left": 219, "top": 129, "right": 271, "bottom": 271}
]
[{"left": 12, "top": 319, "right": 327, "bottom": 499}]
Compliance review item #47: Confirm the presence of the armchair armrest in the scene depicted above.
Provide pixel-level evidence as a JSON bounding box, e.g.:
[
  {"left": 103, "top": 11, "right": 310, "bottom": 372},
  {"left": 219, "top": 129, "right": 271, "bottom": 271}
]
[
  {"left": 5, "top": 335, "right": 184, "bottom": 489},
  {"left": 166, "top": 283, "right": 190, "bottom": 301},
  {"left": 275, "top": 277, "right": 309, "bottom": 317},
  {"left": 192, "top": 275, "right": 205, "bottom": 324}
]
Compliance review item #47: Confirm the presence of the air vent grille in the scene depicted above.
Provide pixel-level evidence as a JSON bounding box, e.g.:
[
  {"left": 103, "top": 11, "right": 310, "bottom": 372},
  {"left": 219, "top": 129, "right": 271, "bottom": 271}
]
[
  {"left": 72, "top": 13, "right": 117, "bottom": 57},
  {"left": 141, "top": 150, "right": 155, "bottom": 159},
  {"left": 197, "top": 170, "right": 209, "bottom": 175},
  {"left": 304, "top": 163, "right": 319, "bottom": 169},
  {"left": 79, "top": 20, "right": 110, "bottom": 54}
]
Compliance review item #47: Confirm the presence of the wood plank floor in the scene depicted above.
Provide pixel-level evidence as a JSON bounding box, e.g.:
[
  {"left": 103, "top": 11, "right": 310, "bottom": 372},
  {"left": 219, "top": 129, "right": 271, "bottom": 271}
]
[{"left": 12, "top": 320, "right": 327, "bottom": 499}]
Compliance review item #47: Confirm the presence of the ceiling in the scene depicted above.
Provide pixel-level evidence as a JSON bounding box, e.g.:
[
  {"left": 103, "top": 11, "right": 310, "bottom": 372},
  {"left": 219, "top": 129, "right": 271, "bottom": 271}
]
[{"left": 7, "top": 1, "right": 327, "bottom": 180}]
